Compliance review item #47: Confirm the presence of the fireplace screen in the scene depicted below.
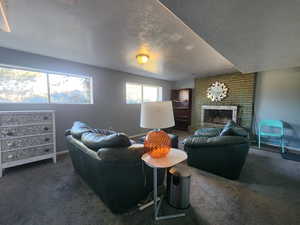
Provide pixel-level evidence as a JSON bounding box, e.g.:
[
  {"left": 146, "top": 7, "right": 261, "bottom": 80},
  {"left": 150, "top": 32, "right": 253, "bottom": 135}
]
[{"left": 204, "top": 109, "right": 233, "bottom": 124}]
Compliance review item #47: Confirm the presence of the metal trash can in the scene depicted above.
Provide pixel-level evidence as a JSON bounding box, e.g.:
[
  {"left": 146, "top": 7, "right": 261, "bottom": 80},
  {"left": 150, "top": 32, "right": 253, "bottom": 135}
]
[{"left": 167, "top": 164, "right": 191, "bottom": 209}]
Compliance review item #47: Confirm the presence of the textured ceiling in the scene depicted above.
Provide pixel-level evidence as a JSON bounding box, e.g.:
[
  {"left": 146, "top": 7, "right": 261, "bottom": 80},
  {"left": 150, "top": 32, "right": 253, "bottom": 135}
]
[
  {"left": 0, "top": 0, "right": 236, "bottom": 81},
  {"left": 160, "top": 0, "right": 300, "bottom": 73}
]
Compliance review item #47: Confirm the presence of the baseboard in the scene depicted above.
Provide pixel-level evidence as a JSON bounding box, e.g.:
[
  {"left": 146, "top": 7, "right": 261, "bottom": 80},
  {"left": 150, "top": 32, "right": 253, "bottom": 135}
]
[
  {"left": 258, "top": 141, "right": 300, "bottom": 152},
  {"left": 56, "top": 150, "right": 69, "bottom": 155}
]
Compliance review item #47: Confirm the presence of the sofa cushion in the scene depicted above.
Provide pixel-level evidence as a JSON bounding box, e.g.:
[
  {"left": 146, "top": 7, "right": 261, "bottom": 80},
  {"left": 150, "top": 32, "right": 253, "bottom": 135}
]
[
  {"left": 70, "top": 121, "right": 94, "bottom": 139},
  {"left": 81, "top": 132, "right": 131, "bottom": 151}
]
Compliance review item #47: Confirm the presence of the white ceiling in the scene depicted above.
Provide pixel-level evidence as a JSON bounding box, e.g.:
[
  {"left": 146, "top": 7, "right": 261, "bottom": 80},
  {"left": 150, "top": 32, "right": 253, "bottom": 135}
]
[
  {"left": 160, "top": 0, "right": 300, "bottom": 73},
  {"left": 0, "top": 0, "right": 236, "bottom": 81}
]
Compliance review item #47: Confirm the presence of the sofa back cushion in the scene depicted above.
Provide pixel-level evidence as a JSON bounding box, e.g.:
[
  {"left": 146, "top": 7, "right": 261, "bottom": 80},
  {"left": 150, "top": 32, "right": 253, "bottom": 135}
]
[
  {"left": 195, "top": 127, "right": 223, "bottom": 137},
  {"left": 71, "top": 121, "right": 94, "bottom": 139},
  {"left": 207, "top": 136, "right": 248, "bottom": 146},
  {"left": 184, "top": 135, "right": 248, "bottom": 147},
  {"left": 81, "top": 132, "right": 131, "bottom": 151},
  {"left": 94, "top": 128, "right": 116, "bottom": 136}
]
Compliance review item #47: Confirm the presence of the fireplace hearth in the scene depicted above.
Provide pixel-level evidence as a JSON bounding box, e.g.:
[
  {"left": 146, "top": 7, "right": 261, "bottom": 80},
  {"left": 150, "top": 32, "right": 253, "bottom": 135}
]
[{"left": 201, "top": 105, "right": 237, "bottom": 125}]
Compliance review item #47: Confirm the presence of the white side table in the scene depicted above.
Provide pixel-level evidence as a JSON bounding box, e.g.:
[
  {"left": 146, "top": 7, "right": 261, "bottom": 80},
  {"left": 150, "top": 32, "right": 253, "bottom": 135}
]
[{"left": 142, "top": 148, "right": 188, "bottom": 221}]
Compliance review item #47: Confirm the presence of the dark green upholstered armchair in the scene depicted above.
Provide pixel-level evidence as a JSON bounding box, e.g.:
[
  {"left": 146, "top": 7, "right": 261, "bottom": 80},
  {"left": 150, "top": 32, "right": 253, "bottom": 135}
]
[{"left": 184, "top": 121, "right": 250, "bottom": 180}]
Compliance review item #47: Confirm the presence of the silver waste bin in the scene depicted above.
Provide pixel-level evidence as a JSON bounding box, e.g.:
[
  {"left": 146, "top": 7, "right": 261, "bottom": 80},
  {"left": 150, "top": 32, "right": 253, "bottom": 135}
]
[{"left": 167, "top": 164, "right": 191, "bottom": 209}]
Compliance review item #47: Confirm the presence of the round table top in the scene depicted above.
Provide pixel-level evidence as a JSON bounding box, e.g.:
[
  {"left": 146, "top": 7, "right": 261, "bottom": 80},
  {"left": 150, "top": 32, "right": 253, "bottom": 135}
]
[{"left": 141, "top": 148, "right": 187, "bottom": 168}]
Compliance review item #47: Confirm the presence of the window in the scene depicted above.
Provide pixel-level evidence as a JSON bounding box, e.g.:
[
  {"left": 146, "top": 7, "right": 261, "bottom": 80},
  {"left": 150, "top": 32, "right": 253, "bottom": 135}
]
[
  {"left": 0, "top": 67, "right": 48, "bottom": 103},
  {"left": 0, "top": 66, "right": 93, "bottom": 104},
  {"left": 49, "top": 74, "right": 92, "bottom": 104},
  {"left": 126, "top": 82, "right": 162, "bottom": 104},
  {"left": 126, "top": 83, "right": 142, "bottom": 104}
]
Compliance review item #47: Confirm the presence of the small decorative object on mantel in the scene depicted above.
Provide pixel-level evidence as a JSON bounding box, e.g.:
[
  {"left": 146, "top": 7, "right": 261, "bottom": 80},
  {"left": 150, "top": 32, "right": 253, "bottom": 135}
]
[{"left": 207, "top": 81, "right": 228, "bottom": 102}]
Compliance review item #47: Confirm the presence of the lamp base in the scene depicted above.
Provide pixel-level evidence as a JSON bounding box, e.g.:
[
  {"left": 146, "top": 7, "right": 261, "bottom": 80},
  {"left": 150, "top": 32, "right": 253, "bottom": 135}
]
[{"left": 144, "top": 130, "right": 171, "bottom": 158}]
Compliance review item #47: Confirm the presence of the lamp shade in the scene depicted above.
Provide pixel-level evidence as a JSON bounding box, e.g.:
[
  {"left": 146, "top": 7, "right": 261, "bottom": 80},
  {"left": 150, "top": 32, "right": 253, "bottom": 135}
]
[{"left": 140, "top": 101, "right": 175, "bottom": 129}]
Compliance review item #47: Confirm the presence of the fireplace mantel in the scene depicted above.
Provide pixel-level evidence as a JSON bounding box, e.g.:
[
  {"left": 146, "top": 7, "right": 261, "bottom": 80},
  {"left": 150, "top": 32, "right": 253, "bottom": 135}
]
[{"left": 201, "top": 105, "right": 238, "bottom": 125}]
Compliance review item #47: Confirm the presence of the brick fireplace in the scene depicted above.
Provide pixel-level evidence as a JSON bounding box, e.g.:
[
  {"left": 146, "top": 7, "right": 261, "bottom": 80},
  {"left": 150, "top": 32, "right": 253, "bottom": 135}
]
[{"left": 192, "top": 72, "right": 256, "bottom": 130}]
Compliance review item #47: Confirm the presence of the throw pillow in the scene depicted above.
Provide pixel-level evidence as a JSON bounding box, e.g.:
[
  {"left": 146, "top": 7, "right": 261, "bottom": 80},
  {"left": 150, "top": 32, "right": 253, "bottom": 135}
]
[
  {"left": 219, "top": 127, "right": 235, "bottom": 136},
  {"left": 224, "top": 120, "right": 237, "bottom": 130}
]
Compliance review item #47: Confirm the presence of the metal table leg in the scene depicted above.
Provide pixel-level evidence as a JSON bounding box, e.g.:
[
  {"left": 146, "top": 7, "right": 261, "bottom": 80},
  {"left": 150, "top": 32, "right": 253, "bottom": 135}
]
[{"left": 153, "top": 167, "right": 186, "bottom": 221}]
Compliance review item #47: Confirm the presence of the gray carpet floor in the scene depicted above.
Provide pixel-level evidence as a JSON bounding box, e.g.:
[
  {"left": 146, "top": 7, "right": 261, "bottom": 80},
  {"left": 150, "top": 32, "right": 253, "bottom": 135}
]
[{"left": 0, "top": 148, "right": 300, "bottom": 225}]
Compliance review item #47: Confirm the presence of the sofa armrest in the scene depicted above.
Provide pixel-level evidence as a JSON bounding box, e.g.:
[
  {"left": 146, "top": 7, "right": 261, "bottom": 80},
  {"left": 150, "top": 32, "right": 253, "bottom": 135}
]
[
  {"left": 194, "top": 127, "right": 222, "bottom": 137},
  {"left": 65, "top": 129, "right": 71, "bottom": 136},
  {"left": 184, "top": 135, "right": 209, "bottom": 147}
]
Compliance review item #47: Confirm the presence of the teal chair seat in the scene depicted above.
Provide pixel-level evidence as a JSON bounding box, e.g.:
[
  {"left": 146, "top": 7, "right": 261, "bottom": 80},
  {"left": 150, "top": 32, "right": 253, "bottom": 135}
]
[{"left": 258, "top": 120, "right": 285, "bottom": 153}]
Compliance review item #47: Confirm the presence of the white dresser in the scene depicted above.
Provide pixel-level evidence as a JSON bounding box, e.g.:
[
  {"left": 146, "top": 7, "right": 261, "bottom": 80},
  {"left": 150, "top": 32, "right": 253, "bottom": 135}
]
[{"left": 0, "top": 111, "right": 56, "bottom": 177}]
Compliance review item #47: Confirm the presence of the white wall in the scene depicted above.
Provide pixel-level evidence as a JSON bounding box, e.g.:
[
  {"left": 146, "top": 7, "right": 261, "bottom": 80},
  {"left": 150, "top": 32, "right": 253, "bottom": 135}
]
[
  {"left": 172, "top": 79, "right": 195, "bottom": 89},
  {"left": 254, "top": 68, "right": 300, "bottom": 150}
]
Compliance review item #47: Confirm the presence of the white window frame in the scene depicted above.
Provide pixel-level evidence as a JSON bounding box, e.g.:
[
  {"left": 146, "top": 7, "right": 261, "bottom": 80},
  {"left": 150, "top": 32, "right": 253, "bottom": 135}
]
[
  {"left": 126, "top": 82, "right": 163, "bottom": 104},
  {"left": 0, "top": 64, "right": 93, "bottom": 104}
]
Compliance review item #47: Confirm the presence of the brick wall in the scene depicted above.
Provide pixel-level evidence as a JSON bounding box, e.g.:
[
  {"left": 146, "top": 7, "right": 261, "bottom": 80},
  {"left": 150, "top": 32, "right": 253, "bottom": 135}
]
[{"left": 192, "top": 73, "right": 256, "bottom": 129}]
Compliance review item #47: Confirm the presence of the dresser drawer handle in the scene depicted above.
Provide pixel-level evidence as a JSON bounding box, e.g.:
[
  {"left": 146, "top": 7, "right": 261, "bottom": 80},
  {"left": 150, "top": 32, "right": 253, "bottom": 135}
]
[
  {"left": 44, "top": 148, "right": 50, "bottom": 152},
  {"left": 7, "top": 154, "right": 14, "bottom": 159},
  {"left": 43, "top": 127, "right": 49, "bottom": 131},
  {"left": 43, "top": 116, "right": 49, "bottom": 120},
  {"left": 6, "top": 132, "right": 13, "bottom": 136},
  {"left": 44, "top": 138, "right": 50, "bottom": 142},
  {"left": 7, "top": 142, "right": 15, "bottom": 147}
]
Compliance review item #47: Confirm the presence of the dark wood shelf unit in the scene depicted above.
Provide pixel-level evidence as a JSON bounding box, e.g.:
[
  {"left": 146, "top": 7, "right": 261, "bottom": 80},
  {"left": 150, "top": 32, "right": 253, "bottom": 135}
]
[{"left": 171, "top": 88, "right": 193, "bottom": 131}]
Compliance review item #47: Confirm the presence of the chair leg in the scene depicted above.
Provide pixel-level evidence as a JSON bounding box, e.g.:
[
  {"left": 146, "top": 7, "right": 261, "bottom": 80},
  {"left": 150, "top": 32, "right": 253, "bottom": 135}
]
[
  {"left": 281, "top": 137, "right": 285, "bottom": 154},
  {"left": 258, "top": 135, "right": 261, "bottom": 149}
]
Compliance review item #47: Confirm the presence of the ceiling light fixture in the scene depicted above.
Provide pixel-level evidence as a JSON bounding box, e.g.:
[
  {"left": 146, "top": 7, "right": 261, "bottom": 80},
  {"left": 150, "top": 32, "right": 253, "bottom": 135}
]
[
  {"left": 136, "top": 54, "right": 149, "bottom": 64},
  {"left": 0, "top": 0, "right": 11, "bottom": 32}
]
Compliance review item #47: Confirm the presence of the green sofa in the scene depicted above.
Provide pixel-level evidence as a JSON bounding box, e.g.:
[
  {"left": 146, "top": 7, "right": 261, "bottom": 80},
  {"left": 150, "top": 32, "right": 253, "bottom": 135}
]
[{"left": 65, "top": 121, "right": 164, "bottom": 213}]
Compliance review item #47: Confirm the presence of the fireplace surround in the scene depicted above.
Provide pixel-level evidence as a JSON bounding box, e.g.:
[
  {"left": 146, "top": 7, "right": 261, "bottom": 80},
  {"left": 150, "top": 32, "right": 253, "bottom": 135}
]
[{"left": 201, "top": 105, "right": 238, "bottom": 125}]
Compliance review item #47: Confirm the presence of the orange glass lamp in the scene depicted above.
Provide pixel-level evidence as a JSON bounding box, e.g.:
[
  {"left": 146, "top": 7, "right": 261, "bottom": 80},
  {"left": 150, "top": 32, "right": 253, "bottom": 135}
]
[{"left": 140, "top": 101, "right": 175, "bottom": 158}]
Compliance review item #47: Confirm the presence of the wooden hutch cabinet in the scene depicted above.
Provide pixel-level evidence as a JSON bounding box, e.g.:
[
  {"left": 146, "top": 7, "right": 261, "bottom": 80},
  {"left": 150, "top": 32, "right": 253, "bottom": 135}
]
[{"left": 171, "top": 89, "right": 192, "bottom": 130}]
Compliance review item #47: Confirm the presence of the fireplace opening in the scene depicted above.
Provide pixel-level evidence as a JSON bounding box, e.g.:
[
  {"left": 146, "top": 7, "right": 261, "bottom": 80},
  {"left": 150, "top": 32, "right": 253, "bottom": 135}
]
[
  {"left": 201, "top": 105, "right": 238, "bottom": 125},
  {"left": 204, "top": 109, "right": 233, "bottom": 124}
]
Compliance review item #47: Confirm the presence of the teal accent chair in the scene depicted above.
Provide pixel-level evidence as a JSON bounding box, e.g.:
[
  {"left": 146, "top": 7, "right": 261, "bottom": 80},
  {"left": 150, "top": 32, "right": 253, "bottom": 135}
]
[{"left": 258, "top": 120, "right": 285, "bottom": 153}]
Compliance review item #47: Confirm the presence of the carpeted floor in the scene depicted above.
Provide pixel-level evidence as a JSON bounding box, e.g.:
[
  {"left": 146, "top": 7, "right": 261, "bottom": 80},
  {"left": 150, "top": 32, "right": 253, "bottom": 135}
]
[{"left": 0, "top": 144, "right": 300, "bottom": 225}]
